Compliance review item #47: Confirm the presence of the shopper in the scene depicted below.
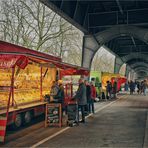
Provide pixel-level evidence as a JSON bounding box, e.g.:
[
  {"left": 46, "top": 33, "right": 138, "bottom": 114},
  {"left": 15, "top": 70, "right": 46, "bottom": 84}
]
[
  {"left": 73, "top": 78, "right": 87, "bottom": 123},
  {"left": 129, "top": 80, "right": 135, "bottom": 95},
  {"left": 89, "top": 82, "right": 96, "bottom": 114},
  {"left": 84, "top": 80, "right": 91, "bottom": 115},
  {"left": 106, "top": 81, "right": 112, "bottom": 99},
  {"left": 124, "top": 82, "right": 129, "bottom": 91},
  {"left": 112, "top": 80, "right": 117, "bottom": 99},
  {"left": 140, "top": 81, "right": 144, "bottom": 94},
  {"left": 137, "top": 81, "right": 140, "bottom": 94},
  {"left": 143, "top": 80, "right": 147, "bottom": 96}
]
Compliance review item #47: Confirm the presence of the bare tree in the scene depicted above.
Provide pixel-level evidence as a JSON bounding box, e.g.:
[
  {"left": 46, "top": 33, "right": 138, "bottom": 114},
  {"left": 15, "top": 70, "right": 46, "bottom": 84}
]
[
  {"left": 0, "top": 0, "right": 116, "bottom": 71},
  {"left": 119, "top": 64, "right": 126, "bottom": 76},
  {"left": 0, "top": 0, "right": 83, "bottom": 64},
  {"left": 91, "top": 47, "right": 115, "bottom": 73}
]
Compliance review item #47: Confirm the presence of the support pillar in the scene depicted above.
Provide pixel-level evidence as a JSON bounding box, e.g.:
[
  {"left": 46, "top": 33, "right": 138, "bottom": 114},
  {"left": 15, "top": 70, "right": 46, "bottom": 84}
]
[
  {"left": 82, "top": 35, "right": 100, "bottom": 69},
  {"left": 125, "top": 65, "right": 131, "bottom": 78},
  {"left": 114, "top": 57, "right": 123, "bottom": 74}
]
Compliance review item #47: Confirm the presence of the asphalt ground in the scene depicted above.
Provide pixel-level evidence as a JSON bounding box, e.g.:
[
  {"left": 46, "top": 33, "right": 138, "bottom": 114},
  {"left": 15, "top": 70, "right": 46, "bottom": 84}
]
[{"left": 1, "top": 93, "right": 148, "bottom": 148}]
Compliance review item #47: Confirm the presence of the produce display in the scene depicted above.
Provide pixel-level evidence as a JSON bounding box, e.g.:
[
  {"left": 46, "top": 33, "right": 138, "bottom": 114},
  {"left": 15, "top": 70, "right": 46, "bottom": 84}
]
[
  {"left": 0, "top": 69, "right": 12, "bottom": 109},
  {"left": 42, "top": 66, "right": 56, "bottom": 96},
  {"left": 0, "top": 61, "right": 56, "bottom": 110}
]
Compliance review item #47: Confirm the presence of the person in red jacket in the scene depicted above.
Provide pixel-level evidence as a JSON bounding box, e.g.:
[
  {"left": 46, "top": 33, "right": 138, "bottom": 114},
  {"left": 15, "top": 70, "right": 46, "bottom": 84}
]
[{"left": 89, "top": 82, "right": 96, "bottom": 114}]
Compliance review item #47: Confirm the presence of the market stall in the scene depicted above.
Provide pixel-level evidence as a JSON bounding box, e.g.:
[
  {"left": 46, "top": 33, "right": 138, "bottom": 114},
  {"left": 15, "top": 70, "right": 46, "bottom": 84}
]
[
  {"left": 0, "top": 41, "right": 61, "bottom": 142},
  {"left": 0, "top": 41, "right": 90, "bottom": 142},
  {"left": 111, "top": 76, "right": 127, "bottom": 91},
  {"left": 90, "top": 71, "right": 102, "bottom": 97},
  {"left": 59, "top": 66, "right": 90, "bottom": 105},
  {"left": 101, "top": 72, "right": 127, "bottom": 92}
]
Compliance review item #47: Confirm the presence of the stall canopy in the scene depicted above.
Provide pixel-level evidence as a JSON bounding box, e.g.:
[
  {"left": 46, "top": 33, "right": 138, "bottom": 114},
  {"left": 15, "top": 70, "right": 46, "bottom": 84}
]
[
  {"left": 0, "top": 41, "right": 89, "bottom": 74},
  {"left": 60, "top": 68, "right": 89, "bottom": 77},
  {"left": 0, "top": 41, "right": 61, "bottom": 63}
]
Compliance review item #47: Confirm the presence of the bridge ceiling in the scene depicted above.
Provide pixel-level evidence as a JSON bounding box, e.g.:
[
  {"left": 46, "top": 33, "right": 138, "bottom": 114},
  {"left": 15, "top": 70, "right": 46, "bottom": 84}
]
[
  {"left": 130, "top": 62, "right": 148, "bottom": 69},
  {"left": 40, "top": 0, "right": 148, "bottom": 76},
  {"left": 133, "top": 65, "right": 148, "bottom": 70},
  {"left": 106, "top": 36, "right": 148, "bottom": 57},
  {"left": 134, "top": 67, "right": 148, "bottom": 72},
  {"left": 105, "top": 36, "right": 148, "bottom": 73},
  {"left": 41, "top": 0, "right": 148, "bottom": 34},
  {"left": 126, "top": 58, "right": 148, "bottom": 65},
  {"left": 136, "top": 71, "right": 148, "bottom": 78},
  {"left": 126, "top": 59, "right": 148, "bottom": 75}
]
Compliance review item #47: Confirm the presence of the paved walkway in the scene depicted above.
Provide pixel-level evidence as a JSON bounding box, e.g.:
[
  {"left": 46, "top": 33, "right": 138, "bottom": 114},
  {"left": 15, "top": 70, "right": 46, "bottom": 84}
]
[{"left": 1, "top": 94, "right": 148, "bottom": 148}]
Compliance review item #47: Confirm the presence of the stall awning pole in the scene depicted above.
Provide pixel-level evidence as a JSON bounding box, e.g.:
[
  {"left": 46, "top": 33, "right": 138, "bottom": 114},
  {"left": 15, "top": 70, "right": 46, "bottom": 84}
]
[
  {"left": 6, "top": 67, "right": 15, "bottom": 118},
  {"left": 11, "top": 67, "right": 15, "bottom": 106},
  {"left": 40, "top": 67, "right": 43, "bottom": 101}
]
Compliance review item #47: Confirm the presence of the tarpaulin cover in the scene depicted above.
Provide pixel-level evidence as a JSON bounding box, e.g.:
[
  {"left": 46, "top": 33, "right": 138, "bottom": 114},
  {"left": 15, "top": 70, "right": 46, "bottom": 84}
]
[{"left": 0, "top": 54, "right": 28, "bottom": 69}]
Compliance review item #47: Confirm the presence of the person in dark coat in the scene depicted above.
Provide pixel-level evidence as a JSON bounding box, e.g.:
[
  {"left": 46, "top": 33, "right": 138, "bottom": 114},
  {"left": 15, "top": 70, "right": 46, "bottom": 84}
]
[
  {"left": 54, "top": 80, "right": 65, "bottom": 113},
  {"left": 106, "top": 81, "right": 112, "bottom": 99},
  {"left": 84, "top": 80, "right": 91, "bottom": 114},
  {"left": 90, "top": 82, "right": 96, "bottom": 114},
  {"left": 74, "top": 78, "right": 87, "bottom": 123},
  {"left": 129, "top": 80, "right": 135, "bottom": 95},
  {"left": 143, "top": 80, "right": 147, "bottom": 96},
  {"left": 112, "top": 81, "right": 117, "bottom": 99},
  {"left": 137, "top": 81, "right": 140, "bottom": 94}
]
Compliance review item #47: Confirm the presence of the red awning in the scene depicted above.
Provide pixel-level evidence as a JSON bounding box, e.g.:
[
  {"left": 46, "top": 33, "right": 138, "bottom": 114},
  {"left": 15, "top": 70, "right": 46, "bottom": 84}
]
[
  {"left": 0, "top": 41, "right": 61, "bottom": 63},
  {"left": 60, "top": 68, "right": 90, "bottom": 77},
  {"left": 0, "top": 54, "right": 28, "bottom": 69}
]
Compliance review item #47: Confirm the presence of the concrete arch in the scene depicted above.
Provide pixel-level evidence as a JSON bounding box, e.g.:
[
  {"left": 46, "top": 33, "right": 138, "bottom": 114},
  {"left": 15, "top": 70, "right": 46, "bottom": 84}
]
[
  {"left": 130, "top": 62, "right": 148, "bottom": 69},
  {"left": 133, "top": 65, "right": 148, "bottom": 70},
  {"left": 136, "top": 71, "right": 148, "bottom": 77},
  {"left": 121, "top": 53, "right": 148, "bottom": 63},
  {"left": 134, "top": 67, "right": 148, "bottom": 73},
  {"left": 125, "top": 65, "right": 131, "bottom": 78},
  {"left": 82, "top": 25, "right": 148, "bottom": 70},
  {"left": 123, "top": 59, "right": 148, "bottom": 74},
  {"left": 126, "top": 59, "right": 148, "bottom": 66},
  {"left": 95, "top": 25, "right": 148, "bottom": 45}
]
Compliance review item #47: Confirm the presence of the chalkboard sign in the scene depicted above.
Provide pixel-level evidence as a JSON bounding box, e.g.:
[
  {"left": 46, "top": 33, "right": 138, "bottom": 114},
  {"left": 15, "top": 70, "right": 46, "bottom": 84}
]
[{"left": 45, "top": 103, "right": 62, "bottom": 127}]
